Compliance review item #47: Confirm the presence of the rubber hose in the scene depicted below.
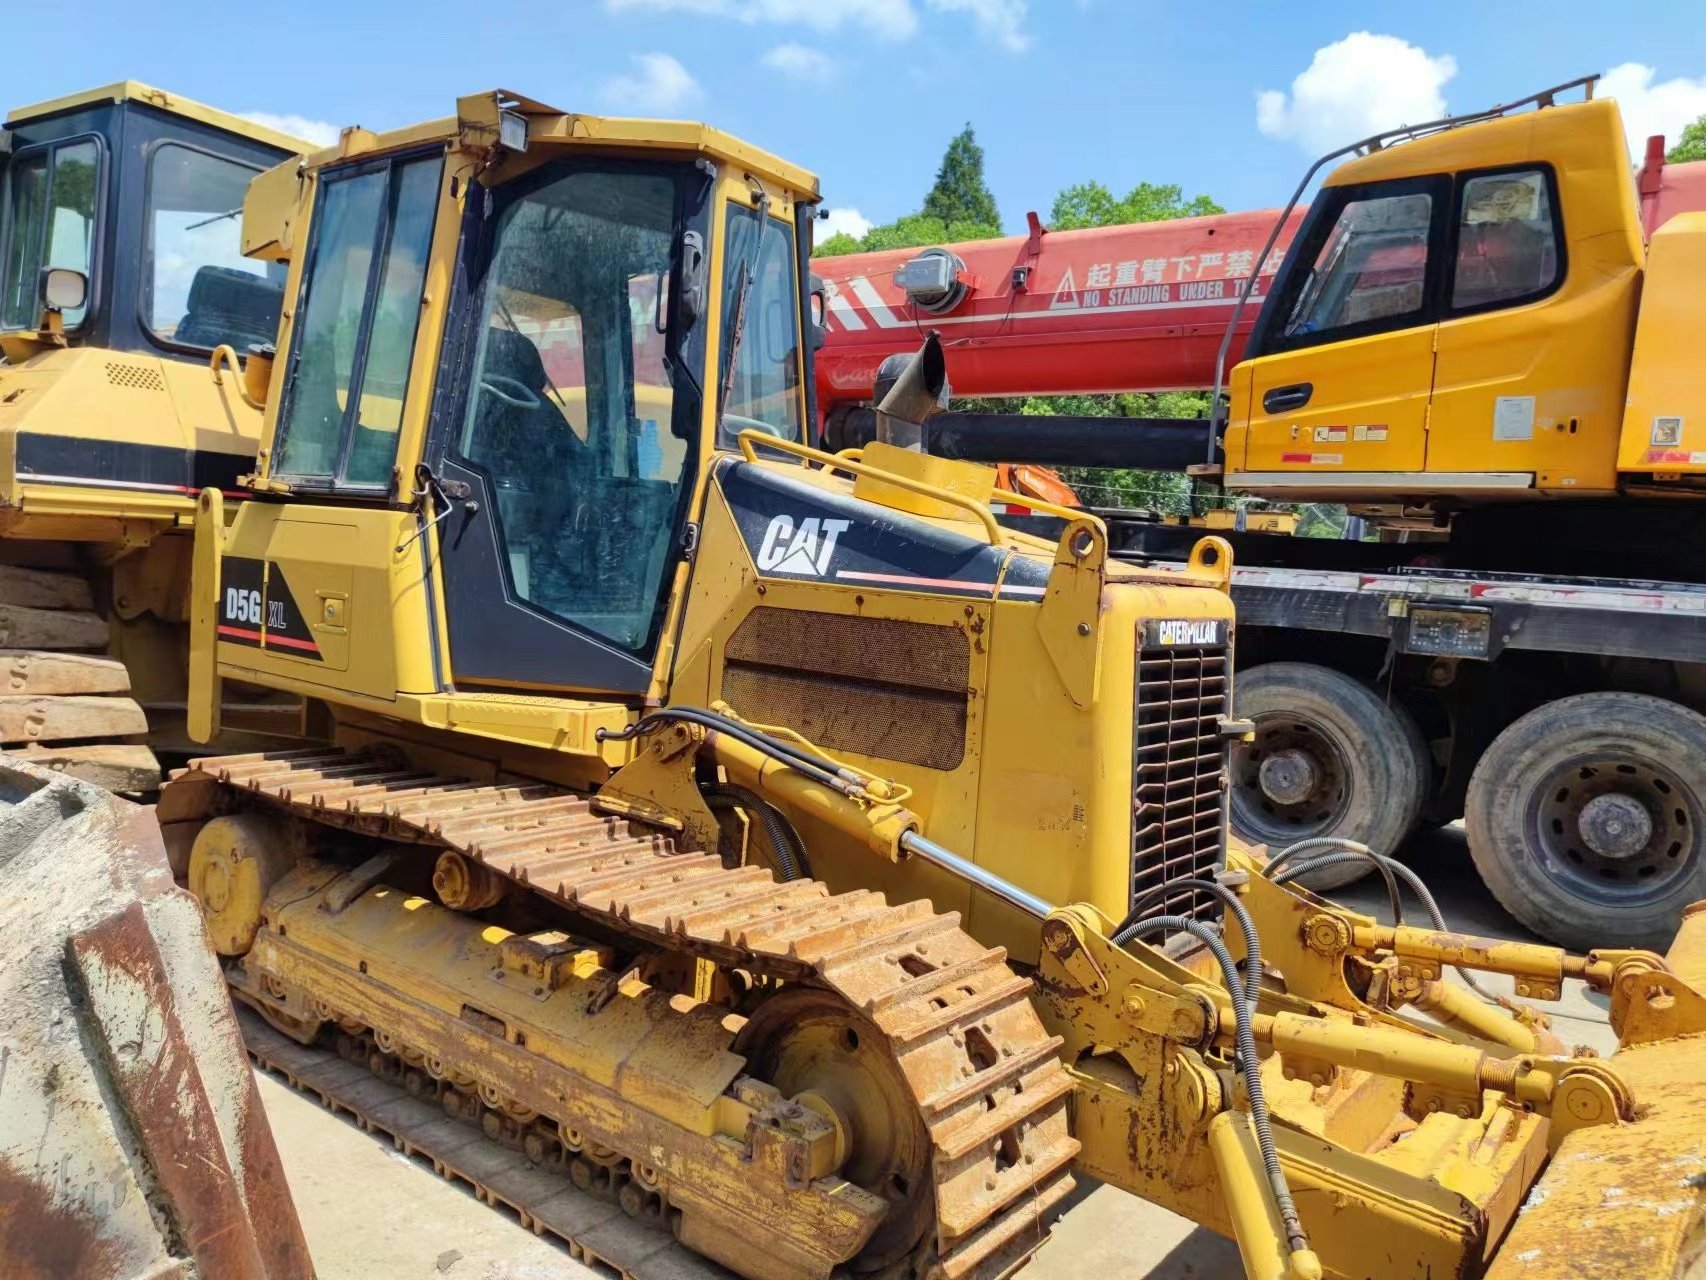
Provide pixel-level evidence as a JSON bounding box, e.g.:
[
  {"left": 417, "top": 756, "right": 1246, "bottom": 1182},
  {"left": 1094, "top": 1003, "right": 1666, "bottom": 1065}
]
[
  {"left": 613, "top": 707, "right": 848, "bottom": 790},
  {"left": 1113, "top": 877, "right": 1263, "bottom": 1020},
  {"left": 1125, "top": 915, "right": 1309, "bottom": 1256},
  {"left": 708, "top": 785, "right": 812, "bottom": 882},
  {"left": 1264, "top": 836, "right": 1406, "bottom": 927}
]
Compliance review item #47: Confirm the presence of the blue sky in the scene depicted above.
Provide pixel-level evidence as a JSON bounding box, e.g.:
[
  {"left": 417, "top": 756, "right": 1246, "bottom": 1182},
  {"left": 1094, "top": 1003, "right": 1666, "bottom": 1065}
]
[{"left": 13, "top": 0, "right": 1706, "bottom": 240}]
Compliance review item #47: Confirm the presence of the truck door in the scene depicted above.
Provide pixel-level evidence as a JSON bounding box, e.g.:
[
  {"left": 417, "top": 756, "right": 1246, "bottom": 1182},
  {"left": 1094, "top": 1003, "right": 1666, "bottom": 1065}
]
[
  {"left": 1231, "top": 176, "right": 1449, "bottom": 480},
  {"left": 1426, "top": 166, "right": 1635, "bottom": 492},
  {"left": 425, "top": 158, "right": 709, "bottom": 697}
]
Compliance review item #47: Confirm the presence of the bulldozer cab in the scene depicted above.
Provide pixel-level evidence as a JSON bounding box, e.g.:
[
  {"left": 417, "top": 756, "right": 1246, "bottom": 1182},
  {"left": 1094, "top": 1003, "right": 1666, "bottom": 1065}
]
[
  {"left": 0, "top": 83, "right": 306, "bottom": 363},
  {"left": 229, "top": 92, "right": 818, "bottom": 700},
  {"left": 1223, "top": 85, "right": 1645, "bottom": 500}
]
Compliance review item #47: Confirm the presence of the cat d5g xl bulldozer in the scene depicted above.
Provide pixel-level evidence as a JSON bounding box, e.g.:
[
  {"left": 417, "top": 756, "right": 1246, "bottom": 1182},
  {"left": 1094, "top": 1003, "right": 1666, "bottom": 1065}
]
[{"left": 162, "top": 90, "right": 1706, "bottom": 1280}]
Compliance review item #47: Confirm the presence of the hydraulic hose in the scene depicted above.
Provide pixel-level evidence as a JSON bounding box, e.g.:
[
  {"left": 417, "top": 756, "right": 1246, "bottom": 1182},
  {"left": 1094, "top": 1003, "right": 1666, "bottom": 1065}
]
[
  {"left": 600, "top": 707, "right": 850, "bottom": 792},
  {"left": 1124, "top": 915, "right": 1310, "bottom": 1260},
  {"left": 707, "top": 784, "right": 812, "bottom": 882},
  {"left": 1113, "top": 877, "right": 1263, "bottom": 1020},
  {"left": 1263, "top": 836, "right": 1406, "bottom": 927}
]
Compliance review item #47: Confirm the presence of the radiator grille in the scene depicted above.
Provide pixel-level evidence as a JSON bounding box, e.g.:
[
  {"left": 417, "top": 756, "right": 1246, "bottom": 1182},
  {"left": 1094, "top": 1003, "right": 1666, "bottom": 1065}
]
[{"left": 1131, "top": 643, "right": 1229, "bottom": 923}]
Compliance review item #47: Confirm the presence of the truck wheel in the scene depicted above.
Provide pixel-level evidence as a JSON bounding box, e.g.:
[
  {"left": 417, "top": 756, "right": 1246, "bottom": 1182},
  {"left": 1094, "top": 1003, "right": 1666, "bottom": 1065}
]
[
  {"left": 1465, "top": 692, "right": 1706, "bottom": 950},
  {"left": 1230, "top": 663, "right": 1429, "bottom": 890}
]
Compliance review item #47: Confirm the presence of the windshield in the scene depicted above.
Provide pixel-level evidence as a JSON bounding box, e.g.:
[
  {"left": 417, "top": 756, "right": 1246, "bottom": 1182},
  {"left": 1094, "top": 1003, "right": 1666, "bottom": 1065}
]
[
  {"left": 453, "top": 163, "right": 700, "bottom": 655},
  {"left": 144, "top": 144, "right": 286, "bottom": 351},
  {"left": 1, "top": 138, "right": 99, "bottom": 331},
  {"left": 717, "top": 203, "right": 802, "bottom": 448}
]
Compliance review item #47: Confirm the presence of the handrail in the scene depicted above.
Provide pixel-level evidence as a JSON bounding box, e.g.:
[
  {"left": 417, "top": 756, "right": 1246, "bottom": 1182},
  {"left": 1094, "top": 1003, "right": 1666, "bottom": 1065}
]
[
  {"left": 208, "top": 344, "right": 264, "bottom": 411},
  {"left": 989, "top": 486, "right": 1106, "bottom": 533},
  {"left": 735, "top": 430, "right": 1004, "bottom": 544}
]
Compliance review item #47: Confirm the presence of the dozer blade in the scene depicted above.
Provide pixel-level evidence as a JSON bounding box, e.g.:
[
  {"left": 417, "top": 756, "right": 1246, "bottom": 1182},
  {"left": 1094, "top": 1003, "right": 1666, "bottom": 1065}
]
[
  {"left": 0, "top": 758, "right": 312, "bottom": 1280},
  {"left": 1488, "top": 906, "right": 1706, "bottom": 1279}
]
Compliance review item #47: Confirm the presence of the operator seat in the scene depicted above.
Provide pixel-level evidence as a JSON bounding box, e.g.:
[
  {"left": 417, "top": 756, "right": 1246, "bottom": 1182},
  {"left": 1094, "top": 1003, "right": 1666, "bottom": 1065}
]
[{"left": 173, "top": 265, "right": 284, "bottom": 351}]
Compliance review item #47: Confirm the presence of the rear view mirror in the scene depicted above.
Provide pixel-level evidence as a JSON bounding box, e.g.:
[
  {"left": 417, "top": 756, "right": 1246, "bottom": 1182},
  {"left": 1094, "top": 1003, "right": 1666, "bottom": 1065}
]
[
  {"left": 40, "top": 266, "right": 88, "bottom": 314},
  {"left": 807, "top": 272, "right": 828, "bottom": 351}
]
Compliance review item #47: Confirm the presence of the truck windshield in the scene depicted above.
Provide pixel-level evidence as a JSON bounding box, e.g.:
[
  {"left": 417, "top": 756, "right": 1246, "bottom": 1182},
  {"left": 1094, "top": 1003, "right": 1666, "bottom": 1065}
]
[
  {"left": 453, "top": 163, "right": 700, "bottom": 654},
  {"left": 1, "top": 138, "right": 99, "bottom": 331},
  {"left": 143, "top": 145, "right": 286, "bottom": 352}
]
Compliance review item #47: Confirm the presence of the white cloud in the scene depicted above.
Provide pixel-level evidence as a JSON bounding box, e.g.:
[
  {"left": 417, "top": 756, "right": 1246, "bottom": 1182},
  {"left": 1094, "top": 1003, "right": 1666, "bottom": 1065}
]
[
  {"left": 598, "top": 53, "right": 702, "bottom": 114},
  {"left": 606, "top": 0, "right": 1030, "bottom": 49},
  {"left": 819, "top": 207, "right": 873, "bottom": 240},
  {"left": 763, "top": 43, "right": 835, "bottom": 82},
  {"left": 240, "top": 111, "right": 340, "bottom": 148},
  {"left": 606, "top": 0, "right": 918, "bottom": 41},
  {"left": 925, "top": 0, "right": 1029, "bottom": 53},
  {"left": 1599, "top": 63, "right": 1706, "bottom": 156},
  {"left": 1255, "top": 33, "right": 1457, "bottom": 154}
]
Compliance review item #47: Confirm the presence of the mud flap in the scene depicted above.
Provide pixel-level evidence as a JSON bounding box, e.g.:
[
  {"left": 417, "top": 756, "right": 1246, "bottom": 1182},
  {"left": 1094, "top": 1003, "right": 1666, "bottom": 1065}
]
[{"left": 0, "top": 759, "right": 313, "bottom": 1280}]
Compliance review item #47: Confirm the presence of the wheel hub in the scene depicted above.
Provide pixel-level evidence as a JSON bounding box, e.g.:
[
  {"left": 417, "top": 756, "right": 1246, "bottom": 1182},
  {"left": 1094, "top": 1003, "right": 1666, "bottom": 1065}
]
[
  {"left": 1258, "top": 749, "right": 1320, "bottom": 806},
  {"left": 1576, "top": 792, "right": 1654, "bottom": 859}
]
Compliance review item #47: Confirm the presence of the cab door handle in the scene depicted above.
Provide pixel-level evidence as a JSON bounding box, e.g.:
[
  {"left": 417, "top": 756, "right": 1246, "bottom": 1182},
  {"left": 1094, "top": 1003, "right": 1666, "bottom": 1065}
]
[{"left": 1263, "top": 383, "right": 1313, "bottom": 414}]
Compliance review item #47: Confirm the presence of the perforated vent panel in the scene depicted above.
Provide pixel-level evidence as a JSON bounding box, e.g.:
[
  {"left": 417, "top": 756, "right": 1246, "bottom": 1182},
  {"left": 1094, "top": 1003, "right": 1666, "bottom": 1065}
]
[
  {"left": 722, "top": 608, "right": 970, "bottom": 771},
  {"left": 104, "top": 362, "right": 166, "bottom": 391},
  {"left": 1131, "top": 644, "right": 1229, "bottom": 922}
]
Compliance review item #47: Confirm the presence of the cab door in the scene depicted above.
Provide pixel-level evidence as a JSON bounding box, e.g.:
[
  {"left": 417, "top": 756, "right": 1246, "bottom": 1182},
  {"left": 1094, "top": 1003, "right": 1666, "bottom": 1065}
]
[
  {"left": 425, "top": 158, "right": 711, "bottom": 697},
  {"left": 1231, "top": 176, "right": 1449, "bottom": 480}
]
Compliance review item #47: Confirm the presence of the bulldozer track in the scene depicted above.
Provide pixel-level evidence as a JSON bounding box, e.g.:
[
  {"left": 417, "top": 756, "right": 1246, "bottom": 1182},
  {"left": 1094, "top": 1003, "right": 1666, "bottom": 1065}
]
[
  {"left": 177, "top": 745, "right": 1080, "bottom": 1280},
  {"left": 237, "top": 1006, "right": 732, "bottom": 1280}
]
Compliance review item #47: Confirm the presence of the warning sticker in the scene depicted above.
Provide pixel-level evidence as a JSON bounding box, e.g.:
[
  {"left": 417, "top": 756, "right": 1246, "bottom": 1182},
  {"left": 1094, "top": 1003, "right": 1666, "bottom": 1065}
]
[
  {"left": 1352, "top": 424, "right": 1389, "bottom": 442},
  {"left": 1281, "top": 452, "right": 1343, "bottom": 465},
  {"left": 1313, "top": 426, "right": 1348, "bottom": 443},
  {"left": 1651, "top": 416, "right": 1684, "bottom": 446},
  {"left": 1493, "top": 396, "right": 1535, "bottom": 441}
]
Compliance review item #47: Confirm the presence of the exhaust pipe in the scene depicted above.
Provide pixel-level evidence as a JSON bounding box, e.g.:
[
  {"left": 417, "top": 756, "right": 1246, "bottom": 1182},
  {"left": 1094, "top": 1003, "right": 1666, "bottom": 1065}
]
[{"left": 871, "top": 333, "right": 949, "bottom": 451}]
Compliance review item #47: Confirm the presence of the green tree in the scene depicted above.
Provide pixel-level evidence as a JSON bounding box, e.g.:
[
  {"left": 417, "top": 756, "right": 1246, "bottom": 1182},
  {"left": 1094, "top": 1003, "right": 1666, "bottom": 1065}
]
[
  {"left": 922, "top": 125, "right": 1000, "bottom": 229},
  {"left": 1669, "top": 114, "right": 1706, "bottom": 163},
  {"left": 1048, "top": 181, "right": 1223, "bottom": 230},
  {"left": 812, "top": 212, "right": 1002, "bottom": 258}
]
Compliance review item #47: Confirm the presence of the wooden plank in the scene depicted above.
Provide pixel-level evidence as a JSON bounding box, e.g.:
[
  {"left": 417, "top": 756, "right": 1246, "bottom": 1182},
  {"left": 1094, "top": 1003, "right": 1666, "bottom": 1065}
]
[
  {"left": 0, "top": 650, "right": 131, "bottom": 695},
  {"left": 0, "top": 563, "right": 92, "bottom": 609},
  {"left": 8, "top": 743, "right": 161, "bottom": 792},
  {"left": 0, "top": 695, "right": 148, "bottom": 745},
  {"left": 0, "top": 603, "right": 108, "bottom": 650}
]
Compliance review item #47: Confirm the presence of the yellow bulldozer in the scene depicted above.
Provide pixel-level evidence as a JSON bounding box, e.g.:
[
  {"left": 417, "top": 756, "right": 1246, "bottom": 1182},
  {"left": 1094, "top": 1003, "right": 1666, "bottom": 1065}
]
[
  {"left": 153, "top": 90, "right": 1706, "bottom": 1280},
  {"left": 0, "top": 83, "right": 310, "bottom": 790}
]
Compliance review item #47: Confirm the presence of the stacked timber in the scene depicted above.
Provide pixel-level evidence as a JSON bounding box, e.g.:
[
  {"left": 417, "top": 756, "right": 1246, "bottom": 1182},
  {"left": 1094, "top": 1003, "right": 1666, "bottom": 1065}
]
[{"left": 0, "top": 564, "right": 157, "bottom": 792}]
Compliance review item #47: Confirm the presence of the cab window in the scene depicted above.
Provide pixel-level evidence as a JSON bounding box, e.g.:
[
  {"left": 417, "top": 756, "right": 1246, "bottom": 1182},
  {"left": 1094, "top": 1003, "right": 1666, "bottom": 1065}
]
[
  {"left": 718, "top": 203, "right": 803, "bottom": 448},
  {"left": 143, "top": 145, "right": 286, "bottom": 353},
  {"left": 0, "top": 138, "right": 100, "bottom": 331},
  {"left": 1450, "top": 170, "right": 1560, "bottom": 311},
  {"left": 1283, "top": 189, "right": 1434, "bottom": 344},
  {"left": 272, "top": 153, "right": 441, "bottom": 489}
]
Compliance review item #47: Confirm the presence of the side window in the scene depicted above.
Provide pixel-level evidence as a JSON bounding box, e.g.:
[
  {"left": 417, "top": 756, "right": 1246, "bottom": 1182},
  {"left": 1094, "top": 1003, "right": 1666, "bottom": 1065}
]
[
  {"left": 273, "top": 154, "right": 441, "bottom": 488},
  {"left": 1451, "top": 171, "right": 1559, "bottom": 311},
  {"left": 143, "top": 145, "right": 286, "bottom": 352},
  {"left": 1, "top": 139, "right": 99, "bottom": 331},
  {"left": 1283, "top": 190, "right": 1433, "bottom": 342},
  {"left": 718, "top": 204, "right": 803, "bottom": 448}
]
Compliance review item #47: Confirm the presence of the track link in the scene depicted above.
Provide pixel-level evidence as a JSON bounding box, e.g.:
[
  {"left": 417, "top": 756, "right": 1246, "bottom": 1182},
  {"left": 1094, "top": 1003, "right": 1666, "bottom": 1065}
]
[{"left": 174, "top": 746, "right": 1080, "bottom": 1280}]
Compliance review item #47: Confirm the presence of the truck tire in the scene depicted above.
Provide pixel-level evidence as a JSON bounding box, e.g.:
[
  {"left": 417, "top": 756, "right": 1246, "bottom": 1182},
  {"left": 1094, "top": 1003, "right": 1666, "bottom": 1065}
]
[
  {"left": 1230, "top": 662, "right": 1429, "bottom": 891},
  {"left": 1465, "top": 692, "right": 1706, "bottom": 951}
]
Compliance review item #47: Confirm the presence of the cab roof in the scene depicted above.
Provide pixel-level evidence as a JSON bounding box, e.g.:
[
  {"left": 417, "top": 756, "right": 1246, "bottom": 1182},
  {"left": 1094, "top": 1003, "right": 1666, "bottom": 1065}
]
[
  {"left": 6, "top": 81, "right": 315, "bottom": 154},
  {"left": 292, "top": 90, "right": 820, "bottom": 202}
]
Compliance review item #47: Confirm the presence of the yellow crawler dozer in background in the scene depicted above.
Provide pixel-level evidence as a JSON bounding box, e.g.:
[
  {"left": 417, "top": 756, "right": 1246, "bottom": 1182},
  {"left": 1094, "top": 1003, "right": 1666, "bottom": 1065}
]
[
  {"left": 0, "top": 83, "right": 311, "bottom": 790},
  {"left": 163, "top": 90, "right": 1706, "bottom": 1280}
]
